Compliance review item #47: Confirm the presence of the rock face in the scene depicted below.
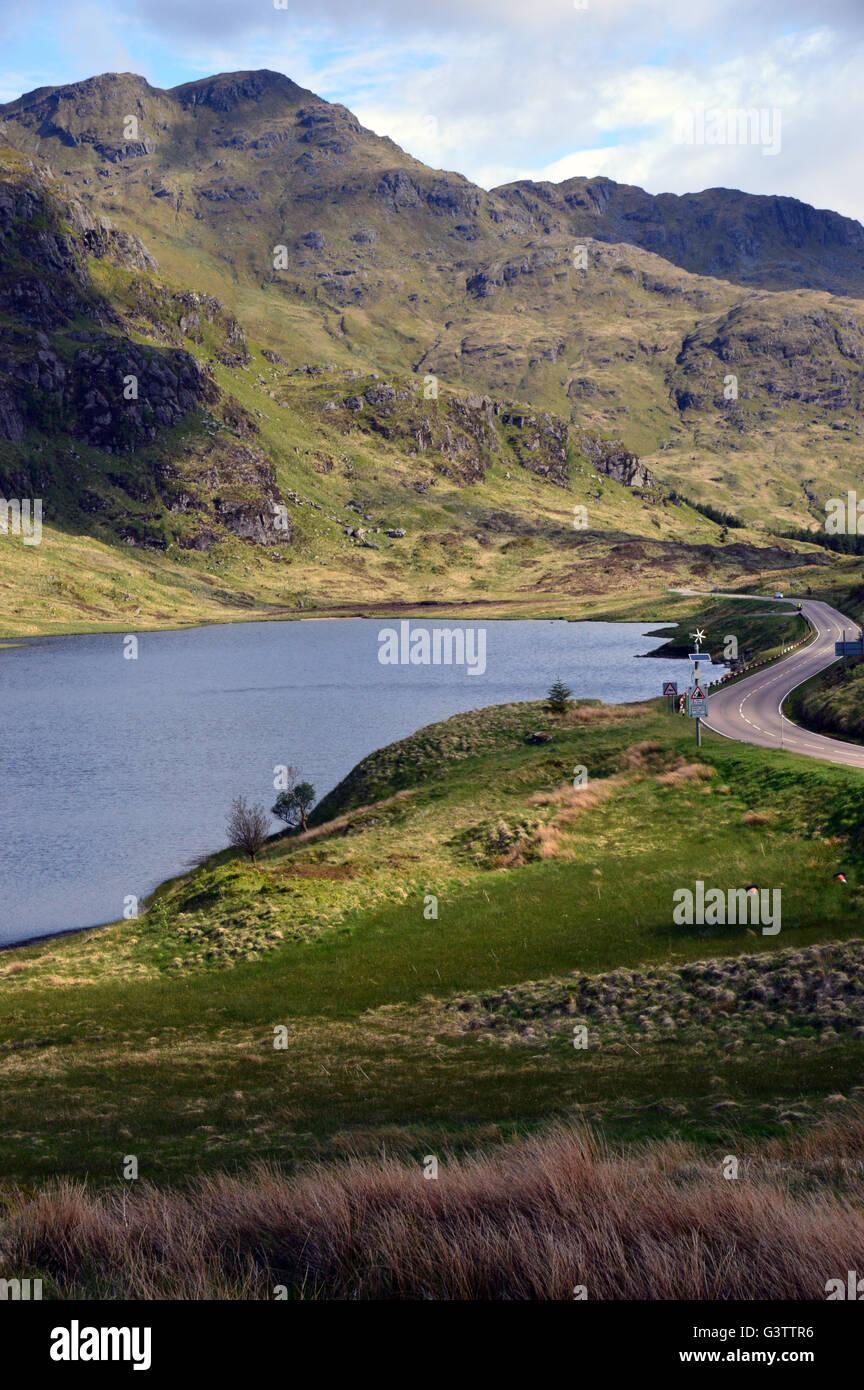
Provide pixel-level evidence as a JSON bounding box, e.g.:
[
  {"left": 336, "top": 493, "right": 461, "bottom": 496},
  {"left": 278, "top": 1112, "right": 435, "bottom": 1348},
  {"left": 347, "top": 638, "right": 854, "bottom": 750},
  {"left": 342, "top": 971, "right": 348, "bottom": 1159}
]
[
  {"left": 577, "top": 435, "right": 656, "bottom": 490},
  {"left": 466, "top": 249, "right": 558, "bottom": 299},
  {"left": 338, "top": 383, "right": 501, "bottom": 484},
  {"left": 498, "top": 409, "right": 571, "bottom": 487},
  {"left": 329, "top": 376, "right": 650, "bottom": 492},
  {"left": 71, "top": 342, "right": 217, "bottom": 451}
]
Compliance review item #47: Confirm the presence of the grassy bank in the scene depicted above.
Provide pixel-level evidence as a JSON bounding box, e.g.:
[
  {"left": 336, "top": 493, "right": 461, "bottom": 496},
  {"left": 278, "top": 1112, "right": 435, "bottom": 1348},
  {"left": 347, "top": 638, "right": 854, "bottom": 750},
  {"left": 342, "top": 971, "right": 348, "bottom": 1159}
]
[
  {"left": 0, "top": 515, "right": 850, "bottom": 639},
  {"left": 787, "top": 658, "right": 864, "bottom": 745},
  {"left": 646, "top": 596, "right": 808, "bottom": 664}
]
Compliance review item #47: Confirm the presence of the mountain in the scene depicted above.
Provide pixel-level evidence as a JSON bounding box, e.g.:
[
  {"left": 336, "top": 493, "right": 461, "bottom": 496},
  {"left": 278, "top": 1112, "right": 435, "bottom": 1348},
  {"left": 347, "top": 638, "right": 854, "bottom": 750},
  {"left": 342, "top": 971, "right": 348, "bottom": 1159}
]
[
  {"left": 0, "top": 69, "right": 857, "bottom": 630},
  {"left": 493, "top": 178, "right": 864, "bottom": 297}
]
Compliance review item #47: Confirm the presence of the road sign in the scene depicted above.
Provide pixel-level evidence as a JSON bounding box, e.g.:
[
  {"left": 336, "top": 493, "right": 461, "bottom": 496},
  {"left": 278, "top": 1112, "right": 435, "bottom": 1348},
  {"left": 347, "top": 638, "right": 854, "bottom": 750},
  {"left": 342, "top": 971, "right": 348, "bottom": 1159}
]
[
  {"left": 662, "top": 681, "right": 678, "bottom": 696},
  {"left": 688, "top": 684, "right": 708, "bottom": 718},
  {"left": 835, "top": 641, "right": 864, "bottom": 657}
]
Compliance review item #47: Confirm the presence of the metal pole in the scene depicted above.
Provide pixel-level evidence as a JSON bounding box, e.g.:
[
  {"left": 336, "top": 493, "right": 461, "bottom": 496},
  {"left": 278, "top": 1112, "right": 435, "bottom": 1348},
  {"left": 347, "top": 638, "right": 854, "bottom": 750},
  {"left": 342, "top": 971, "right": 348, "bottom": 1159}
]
[{"left": 697, "top": 716, "right": 701, "bottom": 748}]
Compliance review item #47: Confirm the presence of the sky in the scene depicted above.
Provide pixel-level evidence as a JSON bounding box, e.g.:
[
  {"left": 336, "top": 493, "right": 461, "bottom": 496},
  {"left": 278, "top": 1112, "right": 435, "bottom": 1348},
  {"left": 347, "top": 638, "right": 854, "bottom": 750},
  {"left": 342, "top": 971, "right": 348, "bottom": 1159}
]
[{"left": 1, "top": 0, "right": 863, "bottom": 220}]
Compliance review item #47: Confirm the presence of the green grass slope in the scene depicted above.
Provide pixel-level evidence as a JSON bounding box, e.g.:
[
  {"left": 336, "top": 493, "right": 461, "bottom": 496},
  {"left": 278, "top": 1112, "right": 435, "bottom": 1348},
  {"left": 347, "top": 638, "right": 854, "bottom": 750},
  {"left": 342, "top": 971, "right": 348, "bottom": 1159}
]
[{"left": 2, "top": 694, "right": 863, "bottom": 1188}]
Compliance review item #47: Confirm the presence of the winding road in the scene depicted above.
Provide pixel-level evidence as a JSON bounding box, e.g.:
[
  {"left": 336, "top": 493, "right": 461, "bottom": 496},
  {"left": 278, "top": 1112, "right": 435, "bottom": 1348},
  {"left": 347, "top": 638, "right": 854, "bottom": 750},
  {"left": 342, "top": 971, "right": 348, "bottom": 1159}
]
[{"left": 673, "top": 591, "right": 864, "bottom": 770}]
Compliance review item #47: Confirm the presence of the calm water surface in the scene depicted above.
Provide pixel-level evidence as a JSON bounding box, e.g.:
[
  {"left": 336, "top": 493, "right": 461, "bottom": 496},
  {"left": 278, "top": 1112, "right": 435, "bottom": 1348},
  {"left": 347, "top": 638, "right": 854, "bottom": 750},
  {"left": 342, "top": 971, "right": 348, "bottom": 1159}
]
[{"left": 0, "top": 618, "right": 701, "bottom": 944}]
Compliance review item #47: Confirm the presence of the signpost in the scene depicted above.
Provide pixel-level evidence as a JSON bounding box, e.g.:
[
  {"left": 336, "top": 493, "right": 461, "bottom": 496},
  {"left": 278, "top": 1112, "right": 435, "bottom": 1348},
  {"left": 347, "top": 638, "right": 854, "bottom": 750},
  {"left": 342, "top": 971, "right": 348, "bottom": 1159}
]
[
  {"left": 662, "top": 680, "right": 678, "bottom": 713},
  {"left": 688, "top": 683, "right": 707, "bottom": 717},
  {"left": 688, "top": 629, "right": 709, "bottom": 747},
  {"left": 835, "top": 627, "right": 864, "bottom": 667}
]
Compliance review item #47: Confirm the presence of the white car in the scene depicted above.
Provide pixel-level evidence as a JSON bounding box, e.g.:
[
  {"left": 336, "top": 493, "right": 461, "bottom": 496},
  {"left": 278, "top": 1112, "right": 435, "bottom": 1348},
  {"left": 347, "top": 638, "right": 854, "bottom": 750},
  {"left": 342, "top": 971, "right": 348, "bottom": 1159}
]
[{"left": 773, "top": 591, "right": 784, "bottom": 598}]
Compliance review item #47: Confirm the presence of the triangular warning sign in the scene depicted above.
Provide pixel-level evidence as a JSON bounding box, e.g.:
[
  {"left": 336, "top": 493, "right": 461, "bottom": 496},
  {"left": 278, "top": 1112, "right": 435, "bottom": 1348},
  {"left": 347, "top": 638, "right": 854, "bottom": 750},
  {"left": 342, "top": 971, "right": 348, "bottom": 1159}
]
[
  {"left": 663, "top": 682, "right": 677, "bottom": 695},
  {"left": 690, "top": 684, "right": 705, "bottom": 699}
]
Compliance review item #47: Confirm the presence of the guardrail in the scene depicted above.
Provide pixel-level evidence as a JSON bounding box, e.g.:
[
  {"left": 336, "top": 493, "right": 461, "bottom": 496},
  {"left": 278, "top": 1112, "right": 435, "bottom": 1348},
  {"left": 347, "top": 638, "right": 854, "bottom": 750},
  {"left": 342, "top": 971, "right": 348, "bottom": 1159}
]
[{"left": 705, "top": 628, "right": 813, "bottom": 688}]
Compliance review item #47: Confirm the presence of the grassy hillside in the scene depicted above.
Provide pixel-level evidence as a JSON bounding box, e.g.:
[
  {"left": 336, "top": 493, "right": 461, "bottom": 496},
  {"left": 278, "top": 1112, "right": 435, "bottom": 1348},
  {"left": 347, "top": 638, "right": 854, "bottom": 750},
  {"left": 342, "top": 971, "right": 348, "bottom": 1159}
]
[
  {"left": 2, "top": 694, "right": 863, "bottom": 1191},
  {"left": 6, "top": 140, "right": 847, "bottom": 636},
  {"left": 1, "top": 693, "right": 864, "bottom": 1295}
]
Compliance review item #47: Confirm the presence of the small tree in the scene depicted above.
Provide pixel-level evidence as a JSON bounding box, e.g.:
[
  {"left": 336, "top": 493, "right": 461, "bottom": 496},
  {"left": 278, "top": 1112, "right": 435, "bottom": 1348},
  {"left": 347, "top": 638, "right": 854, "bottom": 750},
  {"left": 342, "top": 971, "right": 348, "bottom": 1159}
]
[
  {"left": 226, "top": 795, "right": 270, "bottom": 862},
  {"left": 547, "top": 677, "right": 573, "bottom": 714},
  {"left": 272, "top": 780, "right": 316, "bottom": 831}
]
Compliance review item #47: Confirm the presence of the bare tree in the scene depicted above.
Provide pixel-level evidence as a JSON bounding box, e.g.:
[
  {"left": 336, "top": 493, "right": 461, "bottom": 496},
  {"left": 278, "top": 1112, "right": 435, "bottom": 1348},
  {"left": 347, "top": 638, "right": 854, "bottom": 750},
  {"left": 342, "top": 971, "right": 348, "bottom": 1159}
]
[{"left": 226, "top": 795, "right": 270, "bottom": 862}]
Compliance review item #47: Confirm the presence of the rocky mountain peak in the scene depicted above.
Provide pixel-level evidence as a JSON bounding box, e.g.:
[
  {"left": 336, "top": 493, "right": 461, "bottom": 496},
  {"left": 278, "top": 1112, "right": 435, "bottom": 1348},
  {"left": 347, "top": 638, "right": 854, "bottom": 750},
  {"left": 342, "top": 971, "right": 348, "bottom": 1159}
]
[{"left": 169, "top": 69, "right": 315, "bottom": 113}]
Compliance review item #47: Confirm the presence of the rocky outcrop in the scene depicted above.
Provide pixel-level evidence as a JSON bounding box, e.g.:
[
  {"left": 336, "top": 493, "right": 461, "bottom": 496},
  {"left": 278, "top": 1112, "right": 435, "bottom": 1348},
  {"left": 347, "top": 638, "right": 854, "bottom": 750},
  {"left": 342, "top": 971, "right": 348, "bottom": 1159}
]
[
  {"left": 160, "top": 443, "right": 288, "bottom": 550},
  {"left": 71, "top": 341, "right": 218, "bottom": 451},
  {"left": 498, "top": 409, "right": 571, "bottom": 487},
  {"left": 466, "top": 248, "right": 558, "bottom": 298},
  {"left": 0, "top": 154, "right": 155, "bottom": 333},
  {"left": 72, "top": 203, "right": 158, "bottom": 272},
  {"left": 577, "top": 434, "right": 656, "bottom": 489}
]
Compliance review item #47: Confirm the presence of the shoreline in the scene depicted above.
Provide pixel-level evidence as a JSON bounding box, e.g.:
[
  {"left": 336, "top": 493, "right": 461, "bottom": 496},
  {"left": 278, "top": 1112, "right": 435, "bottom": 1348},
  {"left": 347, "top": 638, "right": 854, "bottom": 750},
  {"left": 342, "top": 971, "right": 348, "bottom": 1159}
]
[
  {"left": 0, "top": 917, "right": 113, "bottom": 954},
  {"left": 0, "top": 590, "right": 723, "bottom": 644},
  {"left": 0, "top": 602, "right": 697, "bottom": 649}
]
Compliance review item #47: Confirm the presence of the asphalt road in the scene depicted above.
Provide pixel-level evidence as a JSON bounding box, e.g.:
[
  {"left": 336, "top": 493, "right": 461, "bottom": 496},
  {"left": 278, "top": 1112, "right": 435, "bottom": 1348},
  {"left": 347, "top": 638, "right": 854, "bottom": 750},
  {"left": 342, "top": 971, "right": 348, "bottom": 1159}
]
[{"left": 673, "top": 591, "right": 864, "bottom": 769}]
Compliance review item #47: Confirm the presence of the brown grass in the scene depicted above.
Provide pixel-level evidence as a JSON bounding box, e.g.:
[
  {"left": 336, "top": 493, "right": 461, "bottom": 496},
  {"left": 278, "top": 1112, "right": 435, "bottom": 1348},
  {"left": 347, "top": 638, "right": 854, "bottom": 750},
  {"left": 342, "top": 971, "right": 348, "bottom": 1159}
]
[
  {"left": 741, "top": 810, "right": 772, "bottom": 826},
  {"left": 655, "top": 760, "right": 715, "bottom": 788},
  {"left": 3, "top": 1119, "right": 864, "bottom": 1299},
  {"left": 529, "top": 780, "right": 618, "bottom": 817},
  {"left": 559, "top": 702, "right": 653, "bottom": 726},
  {"left": 527, "top": 778, "right": 619, "bottom": 857}
]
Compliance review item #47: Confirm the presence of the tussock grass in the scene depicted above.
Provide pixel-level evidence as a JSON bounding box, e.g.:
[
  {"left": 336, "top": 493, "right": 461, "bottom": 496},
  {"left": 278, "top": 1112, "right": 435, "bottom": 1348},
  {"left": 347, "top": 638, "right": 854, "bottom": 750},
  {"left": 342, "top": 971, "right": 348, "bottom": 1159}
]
[
  {"left": 560, "top": 702, "right": 653, "bottom": 726},
  {"left": 656, "top": 760, "right": 715, "bottom": 787},
  {"left": 4, "top": 1117, "right": 864, "bottom": 1299}
]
